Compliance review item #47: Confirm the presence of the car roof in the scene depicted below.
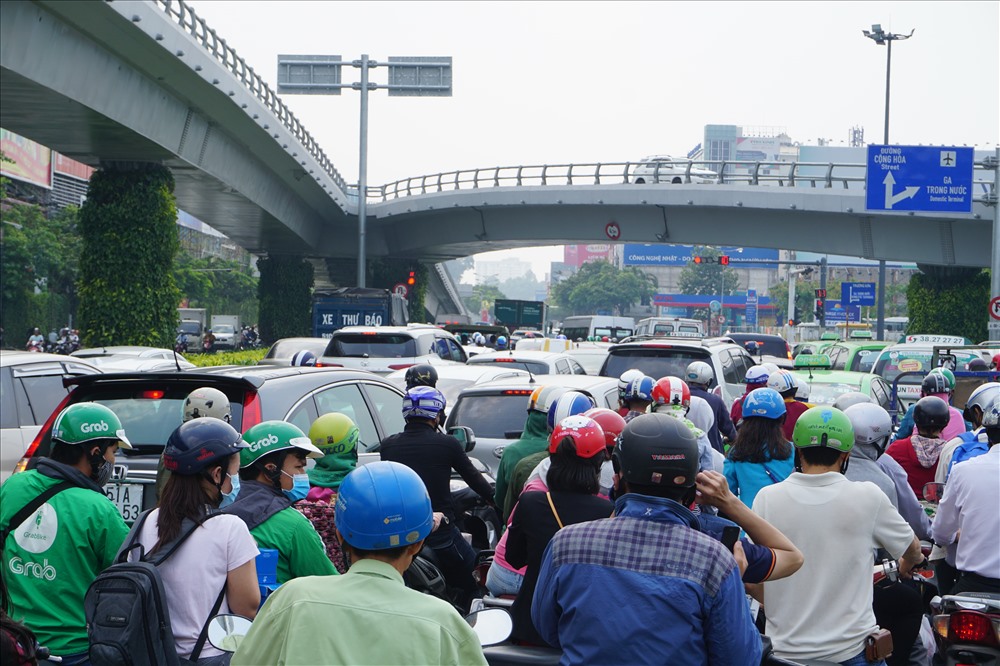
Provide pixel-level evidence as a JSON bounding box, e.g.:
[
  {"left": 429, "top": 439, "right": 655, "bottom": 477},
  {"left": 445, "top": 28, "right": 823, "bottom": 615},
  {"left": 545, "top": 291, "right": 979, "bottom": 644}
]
[
  {"left": 0, "top": 350, "right": 101, "bottom": 369},
  {"left": 467, "top": 350, "right": 570, "bottom": 361},
  {"left": 66, "top": 366, "right": 391, "bottom": 390},
  {"left": 386, "top": 365, "right": 531, "bottom": 382},
  {"left": 333, "top": 324, "right": 441, "bottom": 336},
  {"left": 827, "top": 341, "right": 891, "bottom": 350},
  {"left": 72, "top": 346, "right": 169, "bottom": 358},
  {"left": 789, "top": 368, "right": 870, "bottom": 384},
  {"left": 726, "top": 333, "right": 787, "bottom": 343},
  {"left": 460, "top": 374, "right": 618, "bottom": 394},
  {"left": 611, "top": 336, "right": 739, "bottom": 350}
]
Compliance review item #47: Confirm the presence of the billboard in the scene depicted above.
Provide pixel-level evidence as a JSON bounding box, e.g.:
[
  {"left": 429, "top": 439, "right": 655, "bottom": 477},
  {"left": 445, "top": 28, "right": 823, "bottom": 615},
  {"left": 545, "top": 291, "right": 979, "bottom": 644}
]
[
  {"left": 54, "top": 153, "right": 94, "bottom": 181},
  {"left": 1, "top": 128, "right": 53, "bottom": 189},
  {"left": 734, "top": 136, "right": 783, "bottom": 163},
  {"left": 623, "top": 244, "right": 779, "bottom": 269},
  {"left": 564, "top": 244, "right": 614, "bottom": 268}
]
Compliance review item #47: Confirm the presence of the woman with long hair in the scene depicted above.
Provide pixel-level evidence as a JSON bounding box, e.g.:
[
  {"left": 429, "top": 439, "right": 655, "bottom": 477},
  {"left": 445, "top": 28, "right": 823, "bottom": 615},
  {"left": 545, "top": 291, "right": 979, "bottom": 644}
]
[
  {"left": 131, "top": 418, "right": 260, "bottom": 665},
  {"left": 505, "top": 415, "right": 615, "bottom": 646},
  {"left": 724, "top": 388, "right": 794, "bottom": 508}
]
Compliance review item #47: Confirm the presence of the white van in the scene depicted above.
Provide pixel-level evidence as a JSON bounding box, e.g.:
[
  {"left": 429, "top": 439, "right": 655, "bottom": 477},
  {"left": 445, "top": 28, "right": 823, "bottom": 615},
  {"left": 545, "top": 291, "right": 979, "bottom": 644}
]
[
  {"left": 634, "top": 316, "right": 704, "bottom": 339},
  {"left": 560, "top": 316, "right": 635, "bottom": 342}
]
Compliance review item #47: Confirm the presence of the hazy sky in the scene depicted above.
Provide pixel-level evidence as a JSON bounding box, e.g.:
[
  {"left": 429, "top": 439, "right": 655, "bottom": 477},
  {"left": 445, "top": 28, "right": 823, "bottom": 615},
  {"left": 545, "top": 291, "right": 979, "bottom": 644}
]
[{"left": 187, "top": 1, "right": 999, "bottom": 276}]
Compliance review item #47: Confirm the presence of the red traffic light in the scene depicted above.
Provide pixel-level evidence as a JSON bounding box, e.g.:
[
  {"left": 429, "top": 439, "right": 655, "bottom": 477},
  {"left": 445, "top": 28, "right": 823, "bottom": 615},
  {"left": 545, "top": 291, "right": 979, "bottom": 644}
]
[
  {"left": 815, "top": 288, "right": 827, "bottom": 298},
  {"left": 693, "top": 256, "right": 704, "bottom": 264},
  {"left": 719, "top": 255, "right": 730, "bottom": 265},
  {"left": 406, "top": 271, "right": 416, "bottom": 286}
]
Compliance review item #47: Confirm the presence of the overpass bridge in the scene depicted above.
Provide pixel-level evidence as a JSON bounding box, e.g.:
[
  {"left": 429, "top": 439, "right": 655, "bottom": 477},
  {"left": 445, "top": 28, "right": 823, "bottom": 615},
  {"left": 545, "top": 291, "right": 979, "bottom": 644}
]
[{"left": 2, "top": 0, "right": 997, "bottom": 323}]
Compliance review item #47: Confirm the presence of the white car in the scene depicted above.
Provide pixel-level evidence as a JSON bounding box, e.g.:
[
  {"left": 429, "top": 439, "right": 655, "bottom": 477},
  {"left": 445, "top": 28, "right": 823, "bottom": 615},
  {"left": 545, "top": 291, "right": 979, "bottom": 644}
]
[
  {"left": 318, "top": 324, "right": 467, "bottom": 375},
  {"left": 1, "top": 351, "right": 101, "bottom": 483},
  {"left": 466, "top": 350, "right": 588, "bottom": 376},
  {"left": 72, "top": 346, "right": 194, "bottom": 372},
  {"left": 385, "top": 364, "right": 531, "bottom": 405},
  {"left": 630, "top": 155, "right": 717, "bottom": 184}
]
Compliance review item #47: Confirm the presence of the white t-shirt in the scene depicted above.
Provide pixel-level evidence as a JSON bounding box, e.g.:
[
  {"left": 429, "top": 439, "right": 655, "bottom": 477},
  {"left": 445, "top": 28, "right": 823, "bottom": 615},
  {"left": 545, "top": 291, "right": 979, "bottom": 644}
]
[
  {"left": 686, "top": 395, "right": 715, "bottom": 436},
  {"left": 752, "top": 472, "right": 914, "bottom": 663},
  {"left": 133, "top": 510, "right": 259, "bottom": 659}
]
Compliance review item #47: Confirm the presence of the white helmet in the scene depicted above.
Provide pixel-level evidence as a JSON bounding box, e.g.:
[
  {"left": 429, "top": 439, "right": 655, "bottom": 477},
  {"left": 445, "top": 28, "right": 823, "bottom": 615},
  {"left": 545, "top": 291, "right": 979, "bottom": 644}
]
[
  {"left": 766, "top": 370, "right": 796, "bottom": 395},
  {"left": 685, "top": 361, "right": 714, "bottom": 388},
  {"left": 618, "top": 369, "right": 645, "bottom": 400},
  {"left": 745, "top": 366, "right": 770, "bottom": 386},
  {"left": 183, "top": 387, "right": 232, "bottom": 423},
  {"left": 983, "top": 395, "right": 1000, "bottom": 428},
  {"left": 793, "top": 376, "right": 811, "bottom": 401},
  {"left": 964, "top": 382, "right": 1000, "bottom": 424},
  {"left": 833, "top": 391, "right": 874, "bottom": 411},
  {"left": 844, "top": 402, "right": 893, "bottom": 458},
  {"left": 761, "top": 362, "right": 780, "bottom": 375}
]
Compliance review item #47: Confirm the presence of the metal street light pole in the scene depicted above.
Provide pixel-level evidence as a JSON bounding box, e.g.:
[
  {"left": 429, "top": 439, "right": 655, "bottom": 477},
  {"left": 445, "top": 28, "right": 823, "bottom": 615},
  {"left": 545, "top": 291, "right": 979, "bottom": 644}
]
[
  {"left": 357, "top": 54, "right": 370, "bottom": 288},
  {"left": 863, "top": 24, "right": 912, "bottom": 340}
]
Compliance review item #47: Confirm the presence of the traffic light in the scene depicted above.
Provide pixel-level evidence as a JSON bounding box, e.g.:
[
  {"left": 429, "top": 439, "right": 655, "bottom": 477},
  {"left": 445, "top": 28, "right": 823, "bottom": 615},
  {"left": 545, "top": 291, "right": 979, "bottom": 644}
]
[
  {"left": 718, "top": 255, "right": 730, "bottom": 265},
  {"left": 814, "top": 298, "right": 825, "bottom": 319},
  {"left": 693, "top": 256, "right": 706, "bottom": 264},
  {"left": 406, "top": 270, "right": 416, "bottom": 286},
  {"left": 815, "top": 288, "right": 827, "bottom": 299}
]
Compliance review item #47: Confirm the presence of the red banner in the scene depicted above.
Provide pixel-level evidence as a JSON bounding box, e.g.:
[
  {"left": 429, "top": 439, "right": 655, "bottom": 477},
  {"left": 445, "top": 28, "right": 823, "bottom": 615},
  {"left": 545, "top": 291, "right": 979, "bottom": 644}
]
[{"left": 1, "top": 129, "right": 52, "bottom": 189}]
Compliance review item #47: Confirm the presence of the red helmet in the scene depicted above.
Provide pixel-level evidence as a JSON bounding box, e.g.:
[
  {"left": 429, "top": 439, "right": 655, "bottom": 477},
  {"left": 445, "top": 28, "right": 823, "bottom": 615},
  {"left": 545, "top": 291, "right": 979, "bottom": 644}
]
[
  {"left": 992, "top": 354, "right": 1000, "bottom": 370},
  {"left": 652, "top": 376, "right": 691, "bottom": 410},
  {"left": 548, "top": 415, "right": 606, "bottom": 458},
  {"left": 582, "top": 407, "right": 627, "bottom": 447}
]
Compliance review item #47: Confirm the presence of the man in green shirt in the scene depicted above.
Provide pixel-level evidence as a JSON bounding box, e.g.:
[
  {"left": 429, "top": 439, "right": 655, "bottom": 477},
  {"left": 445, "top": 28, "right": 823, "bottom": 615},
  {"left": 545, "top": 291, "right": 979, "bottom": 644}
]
[
  {"left": 224, "top": 420, "right": 337, "bottom": 582},
  {"left": 233, "top": 461, "right": 487, "bottom": 666},
  {"left": 0, "top": 402, "right": 131, "bottom": 663}
]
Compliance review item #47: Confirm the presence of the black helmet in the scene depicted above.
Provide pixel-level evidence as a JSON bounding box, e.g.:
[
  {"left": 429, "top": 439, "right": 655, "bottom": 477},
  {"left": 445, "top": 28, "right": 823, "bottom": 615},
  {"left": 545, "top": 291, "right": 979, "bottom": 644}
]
[
  {"left": 163, "top": 418, "right": 248, "bottom": 475},
  {"left": 913, "top": 396, "right": 950, "bottom": 431},
  {"left": 612, "top": 413, "right": 699, "bottom": 489},
  {"left": 404, "top": 364, "right": 438, "bottom": 389},
  {"left": 920, "top": 373, "right": 950, "bottom": 396}
]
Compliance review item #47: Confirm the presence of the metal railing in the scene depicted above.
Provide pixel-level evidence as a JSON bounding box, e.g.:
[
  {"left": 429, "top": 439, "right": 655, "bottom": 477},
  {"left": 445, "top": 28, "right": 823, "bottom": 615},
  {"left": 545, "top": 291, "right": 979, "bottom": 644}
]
[
  {"left": 361, "top": 158, "right": 997, "bottom": 204},
  {"left": 154, "top": 0, "right": 349, "bottom": 193}
]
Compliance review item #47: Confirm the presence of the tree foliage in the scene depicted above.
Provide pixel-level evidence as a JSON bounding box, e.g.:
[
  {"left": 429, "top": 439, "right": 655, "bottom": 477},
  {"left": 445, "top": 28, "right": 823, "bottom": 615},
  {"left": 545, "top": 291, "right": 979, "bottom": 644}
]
[
  {"left": 368, "top": 258, "right": 428, "bottom": 322},
  {"left": 78, "top": 164, "right": 181, "bottom": 347},
  {"left": 907, "top": 265, "right": 988, "bottom": 342},
  {"left": 173, "top": 253, "right": 258, "bottom": 323},
  {"left": 678, "top": 246, "right": 741, "bottom": 298},
  {"left": 257, "top": 255, "right": 314, "bottom": 343},
  {"left": 551, "top": 261, "right": 655, "bottom": 315},
  {"left": 464, "top": 281, "right": 507, "bottom": 317}
]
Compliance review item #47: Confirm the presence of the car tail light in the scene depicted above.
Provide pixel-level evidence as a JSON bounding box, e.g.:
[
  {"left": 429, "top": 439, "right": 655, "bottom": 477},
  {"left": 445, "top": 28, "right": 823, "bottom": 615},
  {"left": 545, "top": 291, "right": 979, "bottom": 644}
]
[
  {"left": 314, "top": 363, "right": 342, "bottom": 368},
  {"left": 502, "top": 390, "right": 534, "bottom": 396},
  {"left": 493, "top": 358, "right": 515, "bottom": 362},
  {"left": 361, "top": 332, "right": 377, "bottom": 336},
  {"left": 388, "top": 364, "right": 414, "bottom": 370},
  {"left": 242, "top": 391, "right": 263, "bottom": 431},
  {"left": 14, "top": 391, "right": 74, "bottom": 475},
  {"left": 947, "top": 611, "right": 1000, "bottom": 646},
  {"left": 141, "top": 390, "right": 165, "bottom": 399}
]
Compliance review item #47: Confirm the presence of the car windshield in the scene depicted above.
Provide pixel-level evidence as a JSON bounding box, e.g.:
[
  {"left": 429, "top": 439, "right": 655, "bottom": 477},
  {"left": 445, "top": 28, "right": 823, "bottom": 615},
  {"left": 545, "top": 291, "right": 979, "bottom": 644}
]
[
  {"left": 567, "top": 351, "right": 608, "bottom": 375},
  {"left": 593, "top": 327, "right": 634, "bottom": 340},
  {"left": 212, "top": 325, "right": 235, "bottom": 334},
  {"left": 807, "top": 382, "right": 864, "bottom": 405},
  {"left": 178, "top": 321, "right": 200, "bottom": 335},
  {"left": 602, "top": 348, "right": 713, "bottom": 381},
  {"left": 728, "top": 335, "right": 789, "bottom": 357},
  {"left": 265, "top": 339, "right": 325, "bottom": 359},
  {"left": 326, "top": 334, "right": 417, "bottom": 358},
  {"left": 849, "top": 348, "right": 882, "bottom": 373},
  {"left": 468, "top": 358, "right": 550, "bottom": 375},
  {"left": 873, "top": 350, "right": 980, "bottom": 383},
  {"left": 449, "top": 393, "right": 532, "bottom": 439}
]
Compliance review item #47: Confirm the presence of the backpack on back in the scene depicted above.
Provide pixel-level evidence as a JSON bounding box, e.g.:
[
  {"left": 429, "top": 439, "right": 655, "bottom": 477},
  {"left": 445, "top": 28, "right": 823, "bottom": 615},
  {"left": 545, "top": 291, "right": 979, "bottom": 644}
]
[
  {"left": 947, "top": 431, "right": 989, "bottom": 476},
  {"left": 85, "top": 511, "right": 221, "bottom": 666}
]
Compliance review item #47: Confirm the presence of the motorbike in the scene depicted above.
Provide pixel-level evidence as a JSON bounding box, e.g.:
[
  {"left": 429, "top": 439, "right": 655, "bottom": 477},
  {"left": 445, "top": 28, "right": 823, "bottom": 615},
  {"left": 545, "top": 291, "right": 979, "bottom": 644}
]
[
  {"left": 174, "top": 336, "right": 189, "bottom": 355},
  {"left": 25, "top": 340, "right": 44, "bottom": 353}
]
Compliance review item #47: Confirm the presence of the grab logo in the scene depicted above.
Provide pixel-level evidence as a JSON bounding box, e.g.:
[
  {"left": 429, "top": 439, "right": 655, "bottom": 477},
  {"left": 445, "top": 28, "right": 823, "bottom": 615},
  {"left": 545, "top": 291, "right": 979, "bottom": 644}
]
[
  {"left": 14, "top": 503, "right": 58, "bottom": 554},
  {"left": 80, "top": 420, "right": 110, "bottom": 434},
  {"left": 8, "top": 557, "right": 57, "bottom": 580},
  {"left": 248, "top": 434, "right": 279, "bottom": 452}
]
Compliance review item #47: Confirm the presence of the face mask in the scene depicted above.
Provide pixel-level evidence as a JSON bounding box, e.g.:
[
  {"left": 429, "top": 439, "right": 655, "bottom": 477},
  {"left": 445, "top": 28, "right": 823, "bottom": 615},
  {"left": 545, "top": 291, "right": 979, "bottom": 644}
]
[
  {"left": 93, "top": 457, "right": 114, "bottom": 487},
  {"left": 282, "top": 472, "right": 310, "bottom": 502},
  {"left": 219, "top": 473, "right": 240, "bottom": 508}
]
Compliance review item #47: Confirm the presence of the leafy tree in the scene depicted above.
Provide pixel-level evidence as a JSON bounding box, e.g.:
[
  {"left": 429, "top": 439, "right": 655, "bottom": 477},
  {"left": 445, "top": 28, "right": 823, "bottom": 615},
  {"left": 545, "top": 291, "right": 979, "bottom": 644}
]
[
  {"left": 173, "top": 253, "right": 258, "bottom": 323},
  {"left": 464, "top": 281, "right": 507, "bottom": 317},
  {"left": 678, "top": 246, "right": 740, "bottom": 298},
  {"left": 499, "top": 271, "right": 543, "bottom": 301},
  {"left": 551, "top": 261, "right": 655, "bottom": 315},
  {"left": 907, "top": 265, "right": 988, "bottom": 343}
]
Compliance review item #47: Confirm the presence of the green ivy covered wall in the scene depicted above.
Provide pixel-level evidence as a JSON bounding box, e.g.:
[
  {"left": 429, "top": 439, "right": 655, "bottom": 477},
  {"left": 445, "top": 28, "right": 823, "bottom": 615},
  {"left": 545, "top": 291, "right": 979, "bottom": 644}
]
[
  {"left": 257, "top": 255, "right": 314, "bottom": 342},
  {"left": 907, "top": 264, "right": 989, "bottom": 342}
]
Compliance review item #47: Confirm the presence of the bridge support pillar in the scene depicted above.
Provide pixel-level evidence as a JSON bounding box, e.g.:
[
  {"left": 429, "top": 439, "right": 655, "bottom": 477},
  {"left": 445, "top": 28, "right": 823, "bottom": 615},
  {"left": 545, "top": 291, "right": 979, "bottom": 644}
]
[{"left": 257, "top": 255, "right": 314, "bottom": 343}]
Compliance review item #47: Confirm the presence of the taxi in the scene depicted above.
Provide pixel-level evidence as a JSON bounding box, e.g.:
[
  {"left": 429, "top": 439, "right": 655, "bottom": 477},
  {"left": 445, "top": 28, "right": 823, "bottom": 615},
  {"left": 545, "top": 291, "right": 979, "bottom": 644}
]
[
  {"left": 869, "top": 336, "right": 984, "bottom": 409},
  {"left": 790, "top": 353, "right": 893, "bottom": 411},
  {"left": 821, "top": 340, "right": 892, "bottom": 373}
]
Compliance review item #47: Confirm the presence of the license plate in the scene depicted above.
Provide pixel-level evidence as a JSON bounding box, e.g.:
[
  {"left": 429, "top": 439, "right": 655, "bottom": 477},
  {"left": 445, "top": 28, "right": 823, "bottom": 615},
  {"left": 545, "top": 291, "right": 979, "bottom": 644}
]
[{"left": 105, "top": 483, "right": 144, "bottom": 523}]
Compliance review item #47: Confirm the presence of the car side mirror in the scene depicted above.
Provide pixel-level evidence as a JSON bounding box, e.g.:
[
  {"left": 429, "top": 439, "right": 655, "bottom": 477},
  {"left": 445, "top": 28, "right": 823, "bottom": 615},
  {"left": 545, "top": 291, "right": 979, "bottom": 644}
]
[
  {"left": 922, "top": 482, "right": 945, "bottom": 503},
  {"left": 448, "top": 426, "right": 476, "bottom": 452}
]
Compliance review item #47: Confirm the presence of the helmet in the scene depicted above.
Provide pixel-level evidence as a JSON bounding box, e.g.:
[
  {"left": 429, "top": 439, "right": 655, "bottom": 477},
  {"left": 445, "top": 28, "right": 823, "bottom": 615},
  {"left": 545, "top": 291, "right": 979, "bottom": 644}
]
[
  {"left": 745, "top": 366, "right": 770, "bottom": 386},
  {"left": 163, "top": 418, "right": 247, "bottom": 475},
  {"left": 556, "top": 334, "right": 567, "bottom": 340},
  {"left": 651, "top": 377, "right": 691, "bottom": 411},
  {"left": 929, "top": 367, "right": 956, "bottom": 390},
  {"left": 742, "top": 388, "right": 787, "bottom": 420},
  {"left": 241, "top": 420, "right": 323, "bottom": 468},
  {"left": 761, "top": 362, "right": 780, "bottom": 375},
  {"left": 404, "top": 364, "right": 438, "bottom": 389},
  {"left": 833, "top": 391, "right": 874, "bottom": 411},
  {"left": 402, "top": 386, "right": 447, "bottom": 421},
  {"left": 912, "top": 396, "right": 950, "bottom": 431},
  {"left": 582, "top": 407, "right": 627, "bottom": 447},
  {"left": 528, "top": 385, "right": 568, "bottom": 414},
  {"left": 766, "top": 370, "right": 797, "bottom": 396},
  {"left": 920, "top": 373, "right": 950, "bottom": 396},
  {"left": 618, "top": 369, "right": 646, "bottom": 400},
  {"left": 308, "top": 413, "right": 359, "bottom": 455},
  {"left": 496, "top": 336, "right": 508, "bottom": 349},
  {"left": 744, "top": 341, "right": 760, "bottom": 355},
  {"left": 791, "top": 406, "right": 854, "bottom": 452},
  {"left": 290, "top": 350, "right": 317, "bottom": 367},
  {"left": 612, "top": 413, "right": 700, "bottom": 488},
  {"left": 992, "top": 354, "right": 1000, "bottom": 370},
  {"left": 624, "top": 376, "right": 656, "bottom": 403},
  {"left": 183, "top": 387, "right": 231, "bottom": 423},
  {"left": 685, "top": 361, "right": 714, "bottom": 387},
  {"left": 335, "top": 461, "right": 433, "bottom": 551},
  {"left": 968, "top": 358, "right": 989, "bottom": 371},
  {"left": 844, "top": 403, "right": 893, "bottom": 447},
  {"left": 982, "top": 396, "right": 1000, "bottom": 428},
  {"left": 793, "top": 376, "right": 810, "bottom": 401},
  {"left": 548, "top": 415, "right": 606, "bottom": 458},
  {"left": 546, "top": 391, "right": 596, "bottom": 432},
  {"left": 52, "top": 403, "right": 132, "bottom": 449},
  {"left": 964, "top": 382, "right": 1000, "bottom": 423}
]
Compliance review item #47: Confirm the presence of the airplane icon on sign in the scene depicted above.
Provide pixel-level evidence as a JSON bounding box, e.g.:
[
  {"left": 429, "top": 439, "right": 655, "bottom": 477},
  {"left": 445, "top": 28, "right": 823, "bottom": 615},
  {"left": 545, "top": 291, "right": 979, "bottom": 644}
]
[{"left": 940, "top": 151, "right": 957, "bottom": 167}]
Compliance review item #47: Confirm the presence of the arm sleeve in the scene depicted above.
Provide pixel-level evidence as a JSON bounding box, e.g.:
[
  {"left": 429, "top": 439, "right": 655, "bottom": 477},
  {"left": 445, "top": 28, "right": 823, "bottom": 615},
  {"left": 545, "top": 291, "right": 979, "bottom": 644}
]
[
  {"left": 231, "top": 589, "right": 291, "bottom": 665},
  {"left": 227, "top": 518, "right": 262, "bottom": 572},
  {"left": 705, "top": 567, "right": 763, "bottom": 665},
  {"left": 723, "top": 460, "right": 740, "bottom": 499},
  {"left": 893, "top": 407, "right": 914, "bottom": 442},
  {"left": 451, "top": 441, "right": 495, "bottom": 501},
  {"left": 288, "top": 512, "right": 338, "bottom": 578},
  {"left": 96, "top": 505, "right": 131, "bottom": 569},
  {"left": 530, "top": 541, "right": 563, "bottom": 649},
  {"left": 718, "top": 404, "right": 737, "bottom": 441},
  {"left": 697, "top": 433, "right": 715, "bottom": 472},
  {"left": 504, "top": 501, "right": 528, "bottom": 570},
  {"left": 930, "top": 468, "right": 963, "bottom": 547},
  {"left": 871, "top": 486, "right": 917, "bottom": 559}
]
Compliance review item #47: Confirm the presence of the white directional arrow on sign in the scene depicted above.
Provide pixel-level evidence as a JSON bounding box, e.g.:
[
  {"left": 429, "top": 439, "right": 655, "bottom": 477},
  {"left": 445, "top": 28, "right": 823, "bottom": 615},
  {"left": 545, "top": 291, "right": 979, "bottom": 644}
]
[{"left": 883, "top": 171, "right": 920, "bottom": 209}]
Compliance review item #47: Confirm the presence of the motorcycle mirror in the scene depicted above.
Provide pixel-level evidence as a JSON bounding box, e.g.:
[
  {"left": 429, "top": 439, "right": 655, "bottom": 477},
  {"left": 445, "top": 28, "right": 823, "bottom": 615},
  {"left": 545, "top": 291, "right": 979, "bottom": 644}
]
[
  {"left": 207, "top": 614, "right": 253, "bottom": 653},
  {"left": 922, "top": 482, "right": 946, "bottom": 503},
  {"left": 465, "top": 608, "right": 513, "bottom": 647},
  {"left": 448, "top": 426, "right": 477, "bottom": 453}
]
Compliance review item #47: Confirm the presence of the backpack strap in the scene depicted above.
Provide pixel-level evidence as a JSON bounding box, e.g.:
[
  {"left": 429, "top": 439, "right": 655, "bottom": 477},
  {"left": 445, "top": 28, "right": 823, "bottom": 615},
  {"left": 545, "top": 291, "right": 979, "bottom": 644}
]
[
  {"left": 188, "top": 583, "right": 228, "bottom": 661},
  {"left": 545, "top": 492, "right": 565, "bottom": 530},
  {"left": 146, "top": 512, "right": 223, "bottom": 566},
  {"left": 1, "top": 481, "right": 74, "bottom": 546},
  {"left": 761, "top": 464, "right": 782, "bottom": 485}
]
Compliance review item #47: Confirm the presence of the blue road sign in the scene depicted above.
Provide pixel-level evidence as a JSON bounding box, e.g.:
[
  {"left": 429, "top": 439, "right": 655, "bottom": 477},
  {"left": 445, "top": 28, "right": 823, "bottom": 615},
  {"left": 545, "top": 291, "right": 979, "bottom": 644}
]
[
  {"left": 866, "top": 145, "right": 975, "bottom": 213},
  {"left": 843, "top": 282, "right": 876, "bottom": 307},
  {"left": 746, "top": 289, "right": 758, "bottom": 326},
  {"left": 824, "top": 302, "right": 861, "bottom": 323}
]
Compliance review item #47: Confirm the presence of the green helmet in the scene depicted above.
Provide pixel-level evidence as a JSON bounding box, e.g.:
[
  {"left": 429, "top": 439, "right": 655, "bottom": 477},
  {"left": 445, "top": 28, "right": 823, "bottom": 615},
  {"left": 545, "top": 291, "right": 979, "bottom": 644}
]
[
  {"left": 928, "top": 367, "right": 956, "bottom": 390},
  {"left": 52, "top": 402, "right": 132, "bottom": 449},
  {"left": 241, "top": 420, "right": 323, "bottom": 468},
  {"left": 308, "top": 413, "right": 359, "bottom": 455},
  {"left": 791, "top": 406, "right": 854, "bottom": 453}
]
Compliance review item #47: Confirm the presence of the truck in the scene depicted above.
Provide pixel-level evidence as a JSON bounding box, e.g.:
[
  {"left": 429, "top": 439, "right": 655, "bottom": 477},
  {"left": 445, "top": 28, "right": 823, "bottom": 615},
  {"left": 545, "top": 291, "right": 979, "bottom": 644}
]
[
  {"left": 312, "top": 288, "right": 409, "bottom": 339},
  {"left": 493, "top": 299, "right": 547, "bottom": 333},
  {"left": 176, "top": 308, "right": 207, "bottom": 348},
  {"left": 210, "top": 314, "right": 241, "bottom": 350}
]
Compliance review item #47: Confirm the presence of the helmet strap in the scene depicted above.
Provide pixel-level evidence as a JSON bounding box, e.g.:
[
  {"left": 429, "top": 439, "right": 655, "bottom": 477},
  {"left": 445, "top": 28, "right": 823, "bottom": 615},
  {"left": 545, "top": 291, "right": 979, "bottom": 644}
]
[
  {"left": 839, "top": 455, "right": 850, "bottom": 475},
  {"left": 793, "top": 449, "right": 802, "bottom": 473}
]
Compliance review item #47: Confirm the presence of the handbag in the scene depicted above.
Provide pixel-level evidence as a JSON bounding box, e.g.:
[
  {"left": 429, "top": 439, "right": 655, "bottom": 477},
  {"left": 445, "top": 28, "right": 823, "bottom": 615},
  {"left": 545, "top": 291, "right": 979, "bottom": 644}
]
[{"left": 865, "top": 628, "right": 893, "bottom": 662}]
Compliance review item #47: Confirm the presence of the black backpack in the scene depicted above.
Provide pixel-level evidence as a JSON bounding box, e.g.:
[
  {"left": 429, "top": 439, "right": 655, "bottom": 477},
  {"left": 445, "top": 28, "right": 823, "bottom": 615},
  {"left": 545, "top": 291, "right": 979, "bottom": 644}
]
[{"left": 85, "top": 511, "right": 225, "bottom": 666}]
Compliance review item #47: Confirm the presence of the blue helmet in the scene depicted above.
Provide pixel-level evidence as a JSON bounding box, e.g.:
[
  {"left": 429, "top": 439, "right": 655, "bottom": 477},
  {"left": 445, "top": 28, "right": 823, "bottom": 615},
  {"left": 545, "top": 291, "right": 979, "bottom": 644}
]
[
  {"left": 496, "top": 336, "right": 508, "bottom": 350},
  {"left": 402, "top": 386, "right": 447, "bottom": 420},
  {"left": 742, "top": 388, "right": 787, "bottom": 420},
  {"left": 546, "top": 391, "right": 595, "bottom": 432},
  {"left": 335, "top": 461, "right": 433, "bottom": 551},
  {"left": 290, "top": 350, "right": 317, "bottom": 367},
  {"left": 625, "top": 376, "right": 656, "bottom": 403},
  {"left": 163, "top": 418, "right": 248, "bottom": 475}
]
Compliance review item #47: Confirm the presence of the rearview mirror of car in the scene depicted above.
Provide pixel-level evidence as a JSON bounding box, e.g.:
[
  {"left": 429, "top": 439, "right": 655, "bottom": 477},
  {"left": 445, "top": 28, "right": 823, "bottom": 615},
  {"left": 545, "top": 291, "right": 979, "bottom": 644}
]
[{"left": 448, "top": 425, "right": 477, "bottom": 452}]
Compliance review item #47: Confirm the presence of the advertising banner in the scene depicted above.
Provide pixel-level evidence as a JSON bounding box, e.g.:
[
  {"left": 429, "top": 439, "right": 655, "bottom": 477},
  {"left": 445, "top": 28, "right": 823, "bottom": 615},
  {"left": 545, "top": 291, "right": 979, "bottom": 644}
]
[
  {"left": 623, "top": 244, "right": 778, "bottom": 269},
  {"left": 564, "top": 244, "right": 614, "bottom": 268},
  {"left": 1, "top": 129, "right": 52, "bottom": 189}
]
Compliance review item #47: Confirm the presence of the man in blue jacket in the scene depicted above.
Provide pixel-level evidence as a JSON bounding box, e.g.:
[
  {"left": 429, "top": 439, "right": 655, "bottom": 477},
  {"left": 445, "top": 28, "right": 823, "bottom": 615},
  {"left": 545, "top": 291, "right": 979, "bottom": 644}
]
[
  {"left": 532, "top": 413, "right": 762, "bottom": 665},
  {"left": 686, "top": 360, "right": 737, "bottom": 453}
]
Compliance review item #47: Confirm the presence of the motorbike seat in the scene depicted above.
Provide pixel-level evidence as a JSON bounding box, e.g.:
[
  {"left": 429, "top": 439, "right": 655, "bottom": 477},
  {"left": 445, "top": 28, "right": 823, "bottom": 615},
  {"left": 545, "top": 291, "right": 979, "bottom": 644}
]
[{"left": 481, "top": 645, "right": 561, "bottom": 665}]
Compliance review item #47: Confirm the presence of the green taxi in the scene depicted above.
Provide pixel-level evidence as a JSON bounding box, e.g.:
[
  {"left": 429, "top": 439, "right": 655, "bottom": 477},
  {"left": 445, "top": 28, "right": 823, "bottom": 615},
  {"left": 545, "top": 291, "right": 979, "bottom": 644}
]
[
  {"left": 822, "top": 340, "right": 892, "bottom": 373},
  {"left": 791, "top": 354, "right": 893, "bottom": 412}
]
